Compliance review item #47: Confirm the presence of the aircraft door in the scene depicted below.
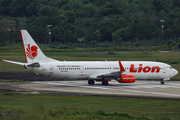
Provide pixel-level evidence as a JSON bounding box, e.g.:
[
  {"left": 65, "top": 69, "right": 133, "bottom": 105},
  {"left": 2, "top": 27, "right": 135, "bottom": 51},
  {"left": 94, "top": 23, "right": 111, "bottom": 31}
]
[
  {"left": 80, "top": 65, "right": 84, "bottom": 73},
  {"left": 109, "top": 66, "right": 113, "bottom": 72},
  {"left": 49, "top": 65, "right": 54, "bottom": 75},
  {"left": 163, "top": 67, "right": 166, "bottom": 73}
]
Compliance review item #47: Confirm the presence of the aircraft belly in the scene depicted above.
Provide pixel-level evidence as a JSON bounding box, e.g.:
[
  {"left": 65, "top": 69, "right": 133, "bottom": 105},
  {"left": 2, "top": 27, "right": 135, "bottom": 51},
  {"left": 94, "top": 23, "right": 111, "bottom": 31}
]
[
  {"left": 133, "top": 73, "right": 160, "bottom": 80},
  {"left": 152, "top": 74, "right": 160, "bottom": 79},
  {"left": 33, "top": 67, "right": 49, "bottom": 76},
  {"left": 133, "top": 73, "right": 144, "bottom": 79},
  {"left": 52, "top": 70, "right": 89, "bottom": 80},
  {"left": 68, "top": 73, "right": 89, "bottom": 80}
]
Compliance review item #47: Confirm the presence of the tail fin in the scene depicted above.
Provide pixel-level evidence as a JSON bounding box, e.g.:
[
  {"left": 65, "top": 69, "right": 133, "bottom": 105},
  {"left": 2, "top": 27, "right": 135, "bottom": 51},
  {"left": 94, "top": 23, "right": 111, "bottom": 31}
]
[{"left": 21, "top": 30, "right": 57, "bottom": 63}]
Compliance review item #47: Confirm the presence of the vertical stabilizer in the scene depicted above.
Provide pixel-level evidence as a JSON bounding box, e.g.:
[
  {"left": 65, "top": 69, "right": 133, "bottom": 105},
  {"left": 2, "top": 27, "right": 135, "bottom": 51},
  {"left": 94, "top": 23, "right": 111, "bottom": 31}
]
[{"left": 21, "top": 30, "right": 56, "bottom": 63}]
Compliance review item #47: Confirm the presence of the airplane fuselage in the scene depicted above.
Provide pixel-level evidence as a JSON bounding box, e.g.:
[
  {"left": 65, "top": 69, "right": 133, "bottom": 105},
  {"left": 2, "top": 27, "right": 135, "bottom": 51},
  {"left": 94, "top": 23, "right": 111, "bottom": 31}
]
[{"left": 27, "top": 61, "right": 177, "bottom": 81}]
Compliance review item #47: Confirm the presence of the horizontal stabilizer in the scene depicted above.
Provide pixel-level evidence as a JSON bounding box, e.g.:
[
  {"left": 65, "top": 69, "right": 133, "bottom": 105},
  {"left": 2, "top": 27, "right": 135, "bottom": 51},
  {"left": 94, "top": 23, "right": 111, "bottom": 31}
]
[{"left": 3, "top": 60, "right": 24, "bottom": 65}]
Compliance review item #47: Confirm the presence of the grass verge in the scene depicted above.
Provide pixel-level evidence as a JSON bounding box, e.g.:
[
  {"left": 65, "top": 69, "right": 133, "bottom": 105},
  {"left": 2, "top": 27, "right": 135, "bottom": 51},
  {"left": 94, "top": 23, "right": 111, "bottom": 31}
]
[{"left": 0, "top": 93, "right": 180, "bottom": 120}]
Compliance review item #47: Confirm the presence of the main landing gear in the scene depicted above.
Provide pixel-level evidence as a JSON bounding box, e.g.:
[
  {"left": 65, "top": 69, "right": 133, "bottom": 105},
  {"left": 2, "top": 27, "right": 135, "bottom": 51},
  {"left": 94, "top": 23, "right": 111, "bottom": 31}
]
[
  {"left": 160, "top": 79, "right": 164, "bottom": 84},
  {"left": 88, "top": 80, "right": 109, "bottom": 85},
  {"left": 88, "top": 80, "right": 94, "bottom": 85},
  {"left": 102, "top": 81, "right": 108, "bottom": 85}
]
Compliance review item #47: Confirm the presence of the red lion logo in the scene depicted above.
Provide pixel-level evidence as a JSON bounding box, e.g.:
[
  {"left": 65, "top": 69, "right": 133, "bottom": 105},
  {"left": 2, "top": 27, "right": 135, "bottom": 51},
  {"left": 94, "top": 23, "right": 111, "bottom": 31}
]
[{"left": 26, "top": 44, "right": 38, "bottom": 59}]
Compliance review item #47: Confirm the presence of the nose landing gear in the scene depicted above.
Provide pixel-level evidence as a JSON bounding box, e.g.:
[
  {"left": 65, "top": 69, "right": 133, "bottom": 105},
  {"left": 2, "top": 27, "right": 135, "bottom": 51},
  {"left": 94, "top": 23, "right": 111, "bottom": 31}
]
[{"left": 160, "top": 79, "right": 164, "bottom": 84}]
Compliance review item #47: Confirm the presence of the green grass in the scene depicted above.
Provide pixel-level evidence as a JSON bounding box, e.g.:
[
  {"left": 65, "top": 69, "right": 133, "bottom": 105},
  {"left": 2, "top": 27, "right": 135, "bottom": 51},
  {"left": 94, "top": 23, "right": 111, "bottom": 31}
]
[
  {"left": 0, "top": 80, "right": 21, "bottom": 82},
  {"left": 0, "top": 45, "right": 163, "bottom": 52},
  {"left": 0, "top": 93, "right": 179, "bottom": 120}
]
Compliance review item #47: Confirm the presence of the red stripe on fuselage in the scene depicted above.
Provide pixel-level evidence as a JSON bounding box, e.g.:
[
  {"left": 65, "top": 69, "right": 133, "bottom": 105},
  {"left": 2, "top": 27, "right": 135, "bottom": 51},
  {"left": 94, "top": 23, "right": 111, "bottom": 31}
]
[{"left": 20, "top": 30, "right": 28, "bottom": 63}]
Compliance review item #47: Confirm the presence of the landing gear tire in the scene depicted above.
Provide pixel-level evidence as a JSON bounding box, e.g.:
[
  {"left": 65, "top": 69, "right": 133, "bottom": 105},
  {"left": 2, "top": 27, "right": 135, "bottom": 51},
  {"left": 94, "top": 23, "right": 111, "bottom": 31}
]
[
  {"left": 160, "top": 79, "right": 164, "bottom": 84},
  {"left": 88, "top": 80, "right": 94, "bottom": 85},
  {"left": 102, "top": 81, "right": 108, "bottom": 85}
]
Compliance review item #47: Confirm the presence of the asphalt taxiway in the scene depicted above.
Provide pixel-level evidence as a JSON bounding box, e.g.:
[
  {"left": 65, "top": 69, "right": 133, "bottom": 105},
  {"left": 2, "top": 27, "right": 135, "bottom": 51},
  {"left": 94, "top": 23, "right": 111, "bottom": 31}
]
[{"left": 1, "top": 80, "right": 180, "bottom": 99}]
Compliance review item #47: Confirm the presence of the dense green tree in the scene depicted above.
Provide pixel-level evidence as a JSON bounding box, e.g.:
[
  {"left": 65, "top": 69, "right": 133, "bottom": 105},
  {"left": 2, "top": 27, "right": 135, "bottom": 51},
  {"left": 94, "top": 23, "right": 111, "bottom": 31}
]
[
  {"left": 83, "top": 3, "right": 97, "bottom": 17},
  {"left": 0, "top": 28, "right": 9, "bottom": 43},
  {"left": 10, "top": 0, "right": 34, "bottom": 17},
  {"left": 0, "top": 0, "right": 12, "bottom": 16},
  {"left": 1, "top": 0, "right": 180, "bottom": 45},
  {"left": 26, "top": 1, "right": 38, "bottom": 17},
  {"left": 112, "top": 27, "right": 131, "bottom": 42}
]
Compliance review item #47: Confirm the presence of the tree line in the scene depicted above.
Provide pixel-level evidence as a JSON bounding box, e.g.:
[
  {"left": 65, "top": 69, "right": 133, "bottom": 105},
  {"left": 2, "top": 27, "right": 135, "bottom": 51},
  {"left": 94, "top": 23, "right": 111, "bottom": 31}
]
[{"left": 0, "top": 0, "right": 180, "bottom": 45}]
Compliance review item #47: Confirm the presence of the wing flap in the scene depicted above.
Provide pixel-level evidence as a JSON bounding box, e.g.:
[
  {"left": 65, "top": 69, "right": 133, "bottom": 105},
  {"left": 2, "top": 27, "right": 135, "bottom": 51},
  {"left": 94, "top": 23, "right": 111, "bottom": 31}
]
[
  {"left": 89, "top": 73, "right": 105, "bottom": 79},
  {"left": 89, "top": 72, "right": 120, "bottom": 80}
]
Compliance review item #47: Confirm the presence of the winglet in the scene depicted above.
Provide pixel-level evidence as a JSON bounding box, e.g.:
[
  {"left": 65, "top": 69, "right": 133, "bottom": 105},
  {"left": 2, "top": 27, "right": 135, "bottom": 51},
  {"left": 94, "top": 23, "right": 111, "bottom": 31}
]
[{"left": 118, "top": 60, "right": 125, "bottom": 73}]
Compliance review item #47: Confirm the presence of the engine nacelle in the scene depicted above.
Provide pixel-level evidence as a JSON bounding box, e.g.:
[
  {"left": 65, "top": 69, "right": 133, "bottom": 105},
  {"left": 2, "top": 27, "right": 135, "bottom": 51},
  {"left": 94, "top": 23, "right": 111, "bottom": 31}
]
[{"left": 116, "top": 74, "right": 135, "bottom": 83}]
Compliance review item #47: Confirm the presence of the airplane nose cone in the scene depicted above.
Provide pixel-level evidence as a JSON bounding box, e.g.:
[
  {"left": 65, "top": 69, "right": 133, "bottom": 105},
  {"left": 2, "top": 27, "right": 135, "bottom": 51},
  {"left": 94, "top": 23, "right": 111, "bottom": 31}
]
[{"left": 173, "top": 69, "right": 178, "bottom": 76}]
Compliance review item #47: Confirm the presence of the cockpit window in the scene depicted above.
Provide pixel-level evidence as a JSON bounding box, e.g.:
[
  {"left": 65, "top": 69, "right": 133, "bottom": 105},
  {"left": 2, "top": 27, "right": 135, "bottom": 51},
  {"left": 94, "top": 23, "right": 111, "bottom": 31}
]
[{"left": 169, "top": 66, "right": 172, "bottom": 69}]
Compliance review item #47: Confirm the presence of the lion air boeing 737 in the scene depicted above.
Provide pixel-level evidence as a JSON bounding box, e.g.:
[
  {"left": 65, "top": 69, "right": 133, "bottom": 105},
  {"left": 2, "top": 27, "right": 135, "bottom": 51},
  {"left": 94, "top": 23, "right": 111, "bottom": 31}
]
[{"left": 3, "top": 30, "right": 178, "bottom": 85}]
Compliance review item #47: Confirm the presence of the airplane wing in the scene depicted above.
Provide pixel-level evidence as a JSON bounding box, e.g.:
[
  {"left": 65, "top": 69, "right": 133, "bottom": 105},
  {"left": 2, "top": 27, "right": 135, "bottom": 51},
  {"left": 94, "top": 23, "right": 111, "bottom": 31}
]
[
  {"left": 88, "top": 72, "right": 106, "bottom": 79},
  {"left": 88, "top": 60, "right": 125, "bottom": 80},
  {"left": 89, "top": 71, "right": 120, "bottom": 80}
]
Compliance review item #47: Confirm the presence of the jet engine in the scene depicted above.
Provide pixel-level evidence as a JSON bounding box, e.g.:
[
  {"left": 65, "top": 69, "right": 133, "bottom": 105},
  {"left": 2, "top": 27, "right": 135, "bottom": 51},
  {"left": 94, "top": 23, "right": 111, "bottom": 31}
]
[{"left": 116, "top": 74, "right": 135, "bottom": 83}]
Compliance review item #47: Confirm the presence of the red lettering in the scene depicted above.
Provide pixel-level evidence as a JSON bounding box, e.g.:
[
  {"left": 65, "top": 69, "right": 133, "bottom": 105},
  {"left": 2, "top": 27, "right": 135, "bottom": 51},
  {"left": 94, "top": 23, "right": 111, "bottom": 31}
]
[
  {"left": 138, "top": 64, "right": 143, "bottom": 73},
  {"left": 130, "top": 64, "right": 160, "bottom": 73},
  {"left": 143, "top": 66, "right": 151, "bottom": 73},
  {"left": 151, "top": 66, "right": 160, "bottom": 73},
  {"left": 130, "top": 64, "right": 137, "bottom": 72}
]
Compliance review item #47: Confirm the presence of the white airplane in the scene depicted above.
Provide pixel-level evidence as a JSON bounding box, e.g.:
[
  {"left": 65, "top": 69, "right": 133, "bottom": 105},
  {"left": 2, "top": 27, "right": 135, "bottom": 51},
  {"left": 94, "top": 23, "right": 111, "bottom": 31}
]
[{"left": 3, "top": 30, "right": 178, "bottom": 85}]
